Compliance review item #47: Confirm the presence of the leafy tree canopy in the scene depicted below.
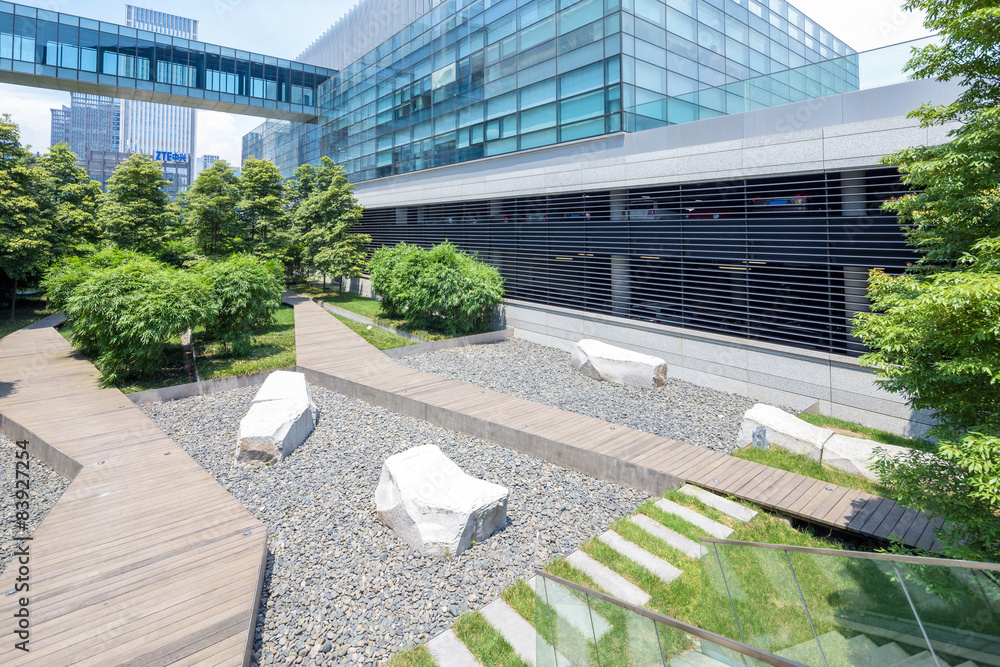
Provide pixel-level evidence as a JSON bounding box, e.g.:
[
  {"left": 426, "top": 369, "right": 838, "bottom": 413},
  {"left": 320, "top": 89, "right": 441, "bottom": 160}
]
[{"left": 98, "top": 154, "right": 174, "bottom": 255}]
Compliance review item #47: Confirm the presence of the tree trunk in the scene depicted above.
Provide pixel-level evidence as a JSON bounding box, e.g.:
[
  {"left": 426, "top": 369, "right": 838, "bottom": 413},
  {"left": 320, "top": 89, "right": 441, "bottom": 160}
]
[
  {"left": 9, "top": 278, "right": 17, "bottom": 321},
  {"left": 181, "top": 328, "right": 200, "bottom": 383},
  {"left": 322, "top": 274, "right": 326, "bottom": 291}
]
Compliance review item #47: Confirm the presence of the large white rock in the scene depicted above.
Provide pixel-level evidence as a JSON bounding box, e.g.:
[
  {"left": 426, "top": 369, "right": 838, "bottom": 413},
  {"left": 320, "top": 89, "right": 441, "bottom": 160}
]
[
  {"left": 822, "top": 434, "right": 910, "bottom": 481},
  {"left": 735, "top": 404, "right": 833, "bottom": 460},
  {"left": 237, "top": 371, "right": 319, "bottom": 464},
  {"left": 375, "top": 445, "right": 509, "bottom": 557},
  {"left": 570, "top": 339, "right": 668, "bottom": 389}
]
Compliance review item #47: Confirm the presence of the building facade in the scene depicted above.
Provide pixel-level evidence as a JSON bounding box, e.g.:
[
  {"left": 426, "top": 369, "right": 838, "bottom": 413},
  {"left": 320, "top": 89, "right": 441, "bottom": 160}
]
[
  {"left": 48, "top": 93, "right": 125, "bottom": 187},
  {"left": 120, "top": 4, "right": 198, "bottom": 196}
]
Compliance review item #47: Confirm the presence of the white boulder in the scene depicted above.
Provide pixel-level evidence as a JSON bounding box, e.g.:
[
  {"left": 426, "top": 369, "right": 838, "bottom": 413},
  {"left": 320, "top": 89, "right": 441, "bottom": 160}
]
[
  {"left": 822, "top": 434, "right": 909, "bottom": 481},
  {"left": 735, "top": 404, "right": 833, "bottom": 460},
  {"left": 375, "top": 445, "right": 509, "bottom": 557},
  {"left": 237, "top": 371, "right": 319, "bottom": 464},
  {"left": 571, "top": 339, "right": 668, "bottom": 389}
]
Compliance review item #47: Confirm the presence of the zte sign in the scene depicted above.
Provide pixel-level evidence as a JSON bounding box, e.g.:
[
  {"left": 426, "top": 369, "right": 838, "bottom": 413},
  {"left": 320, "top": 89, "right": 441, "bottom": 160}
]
[{"left": 154, "top": 151, "right": 188, "bottom": 163}]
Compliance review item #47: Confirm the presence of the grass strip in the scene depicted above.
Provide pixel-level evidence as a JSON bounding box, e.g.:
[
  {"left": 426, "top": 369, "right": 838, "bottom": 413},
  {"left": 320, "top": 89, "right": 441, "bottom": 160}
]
[
  {"left": 797, "top": 412, "right": 931, "bottom": 450},
  {"left": 732, "top": 446, "right": 897, "bottom": 499},
  {"left": 387, "top": 646, "right": 437, "bottom": 667},
  {"left": 332, "top": 313, "right": 416, "bottom": 350},
  {"left": 452, "top": 611, "right": 529, "bottom": 667},
  {"left": 0, "top": 297, "right": 55, "bottom": 339}
]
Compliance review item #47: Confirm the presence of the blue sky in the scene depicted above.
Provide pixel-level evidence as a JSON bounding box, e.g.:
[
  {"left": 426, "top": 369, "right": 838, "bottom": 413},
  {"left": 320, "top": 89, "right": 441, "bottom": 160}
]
[{"left": 0, "top": 0, "right": 932, "bottom": 166}]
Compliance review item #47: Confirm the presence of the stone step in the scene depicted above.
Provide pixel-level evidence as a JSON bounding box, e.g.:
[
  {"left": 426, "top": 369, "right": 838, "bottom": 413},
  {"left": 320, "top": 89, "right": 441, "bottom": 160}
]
[
  {"left": 631, "top": 513, "right": 705, "bottom": 560},
  {"left": 895, "top": 651, "right": 947, "bottom": 667},
  {"left": 669, "top": 650, "right": 734, "bottom": 666},
  {"left": 426, "top": 628, "right": 482, "bottom": 667},
  {"left": 778, "top": 631, "right": 849, "bottom": 666},
  {"left": 566, "top": 550, "right": 651, "bottom": 607},
  {"left": 876, "top": 641, "right": 913, "bottom": 665},
  {"left": 598, "top": 530, "right": 683, "bottom": 585},
  {"left": 528, "top": 576, "right": 612, "bottom": 641},
  {"left": 480, "top": 598, "right": 566, "bottom": 667},
  {"left": 654, "top": 499, "right": 734, "bottom": 539},
  {"left": 845, "top": 634, "right": 882, "bottom": 667},
  {"left": 678, "top": 484, "right": 757, "bottom": 522}
]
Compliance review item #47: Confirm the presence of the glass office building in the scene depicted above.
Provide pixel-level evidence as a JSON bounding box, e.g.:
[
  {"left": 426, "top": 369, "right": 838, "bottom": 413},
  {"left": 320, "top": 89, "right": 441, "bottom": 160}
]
[
  {"left": 120, "top": 5, "right": 198, "bottom": 196},
  {"left": 48, "top": 92, "right": 124, "bottom": 188},
  {"left": 244, "top": 0, "right": 856, "bottom": 182}
]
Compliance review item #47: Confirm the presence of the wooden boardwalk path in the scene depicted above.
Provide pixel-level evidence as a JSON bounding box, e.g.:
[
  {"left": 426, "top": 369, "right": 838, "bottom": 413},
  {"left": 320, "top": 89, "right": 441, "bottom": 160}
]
[
  {"left": 291, "top": 296, "right": 943, "bottom": 551},
  {"left": 0, "top": 316, "right": 267, "bottom": 666}
]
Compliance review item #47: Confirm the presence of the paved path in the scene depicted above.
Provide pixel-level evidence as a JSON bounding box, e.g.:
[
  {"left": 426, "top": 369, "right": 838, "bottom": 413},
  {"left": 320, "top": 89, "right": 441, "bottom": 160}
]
[
  {"left": 0, "top": 318, "right": 267, "bottom": 666},
  {"left": 290, "top": 295, "right": 943, "bottom": 551}
]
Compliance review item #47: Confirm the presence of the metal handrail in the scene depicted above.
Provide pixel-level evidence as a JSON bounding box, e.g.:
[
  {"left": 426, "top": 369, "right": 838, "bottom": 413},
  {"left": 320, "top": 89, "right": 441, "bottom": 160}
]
[
  {"left": 533, "top": 569, "right": 808, "bottom": 667},
  {"left": 697, "top": 538, "right": 1000, "bottom": 571}
]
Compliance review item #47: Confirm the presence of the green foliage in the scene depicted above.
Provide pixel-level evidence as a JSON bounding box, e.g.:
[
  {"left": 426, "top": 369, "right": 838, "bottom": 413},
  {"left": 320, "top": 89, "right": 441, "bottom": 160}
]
[
  {"left": 855, "top": 269, "right": 1000, "bottom": 436},
  {"left": 860, "top": 1, "right": 1000, "bottom": 561},
  {"left": 189, "top": 160, "right": 241, "bottom": 257},
  {"left": 98, "top": 154, "right": 174, "bottom": 255},
  {"left": 292, "top": 157, "right": 369, "bottom": 288},
  {"left": 367, "top": 241, "right": 504, "bottom": 335},
  {"left": 0, "top": 114, "right": 57, "bottom": 318},
  {"left": 56, "top": 253, "right": 214, "bottom": 386},
  {"left": 42, "top": 246, "right": 146, "bottom": 313},
  {"left": 237, "top": 157, "right": 289, "bottom": 259},
  {"left": 195, "top": 254, "right": 283, "bottom": 356},
  {"left": 37, "top": 143, "right": 102, "bottom": 252},
  {"left": 367, "top": 243, "right": 425, "bottom": 317}
]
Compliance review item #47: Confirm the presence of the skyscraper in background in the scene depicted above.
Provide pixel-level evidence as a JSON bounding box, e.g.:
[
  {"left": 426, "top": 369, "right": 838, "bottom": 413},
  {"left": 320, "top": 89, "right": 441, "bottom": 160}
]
[
  {"left": 120, "top": 4, "right": 198, "bottom": 196},
  {"left": 48, "top": 93, "right": 127, "bottom": 188}
]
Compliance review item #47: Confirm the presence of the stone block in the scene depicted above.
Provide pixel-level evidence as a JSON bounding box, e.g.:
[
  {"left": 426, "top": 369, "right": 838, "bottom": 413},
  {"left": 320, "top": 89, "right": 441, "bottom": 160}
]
[
  {"left": 374, "top": 445, "right": 509, "bottom": 557},
  {"left": 571, "top": 339, "right": 668, "bottom": 389},
  {"left": 822, "top": 434, "right": 911, "bottom": 481},
  {"left": 735, "top": 404, "right": 832, "bottom": 460},
  {"left": 237, "top": 371, "right": 318, "bottom": 464}
]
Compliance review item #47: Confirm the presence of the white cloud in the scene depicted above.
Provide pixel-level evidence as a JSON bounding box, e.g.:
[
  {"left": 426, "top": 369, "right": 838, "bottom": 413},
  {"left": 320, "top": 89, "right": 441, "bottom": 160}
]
[
  {"left": 0, "top": 83, "right": 70, "bottom": 155},
  {"left": 195, "top": 110, "right": 262, "bottom": 169},
  {"left": 794, "top": 0, "right": 932, "bottom": 52}
]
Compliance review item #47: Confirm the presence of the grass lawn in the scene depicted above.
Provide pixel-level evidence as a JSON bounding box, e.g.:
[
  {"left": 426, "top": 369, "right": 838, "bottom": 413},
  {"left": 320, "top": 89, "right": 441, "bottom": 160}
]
[
  {"left": 289, "top": 283, "right": 489, "bottom": 341},
  {"left": 797, "top": 412, "right": 932, "bottom": 450},
  {"left": 332, "top": 313, "right": 416, "bottom": 350},
  {"left": 0, "top": 297, "right": 55, "bottom": 339},
  {"left": 60, "top": 305, "right": 296, "bottom": 393}
]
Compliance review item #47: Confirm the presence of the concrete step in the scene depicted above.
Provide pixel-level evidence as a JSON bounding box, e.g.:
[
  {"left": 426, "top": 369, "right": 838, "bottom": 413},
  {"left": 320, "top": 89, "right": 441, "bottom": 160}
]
[
  {"left": 598, "top": 530, "right": 683, "bottom": 585},
  {"left": 631, "top": 513, "right": 705, "bottom": 559},
  {"left": 845, "top": 634, "right": 882, "bottom": 667},
  {"left": 480, "top": 597, "right": 566, "bottom": 667},
  {"left": 426, "top": 628, "right": 482, "bottom": 667},
  {"left": 528, "top": 576, "right": 612, "bottom": 641},
  {"left": 654, "top": 499, "right": 734, "bottom": 539},
  {"left": 566, "top": 550, "right": 651, "bottom": 607},
  {"left": 669, "top": 650, "right": 734, "bottom": 666},
  {"left": 876, "top": 641, "right": 913, "bottom": 665},
  {"left": 778, "top": 631, "right": 849, "bottom": 666},
  {"left": 895, "top": 651, "right": 948, "bottom": 667},
  {"left": 678, "top": 484, "right": 757, "bottom": 522}
]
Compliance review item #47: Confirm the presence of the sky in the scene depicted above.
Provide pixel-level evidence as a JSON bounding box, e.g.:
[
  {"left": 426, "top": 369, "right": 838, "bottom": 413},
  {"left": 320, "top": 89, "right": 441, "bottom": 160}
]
[{"left": 0, "top": 0, "right": 934, "bottom": 166}]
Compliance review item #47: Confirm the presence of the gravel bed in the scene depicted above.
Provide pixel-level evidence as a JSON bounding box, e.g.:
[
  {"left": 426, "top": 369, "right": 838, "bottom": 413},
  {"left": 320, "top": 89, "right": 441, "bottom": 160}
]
[
  {"left": 141, "top": 385, "right": 647, "bottom": 666},
  {"left": 0, "top": 435, "right": 70, "bottom": 575},
  {"left": 397, "top": 338, "right": 764, "bottom": 453}
]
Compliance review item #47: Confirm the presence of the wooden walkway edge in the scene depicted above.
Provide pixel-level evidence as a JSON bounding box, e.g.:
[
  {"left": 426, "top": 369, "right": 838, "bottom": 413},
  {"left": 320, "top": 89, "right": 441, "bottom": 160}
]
[
  {"left": 0, "top": 324, "right": 268, "bottom": 666},
  {"left": 289, "top": 295, "right": 942, "bottom": 552}
]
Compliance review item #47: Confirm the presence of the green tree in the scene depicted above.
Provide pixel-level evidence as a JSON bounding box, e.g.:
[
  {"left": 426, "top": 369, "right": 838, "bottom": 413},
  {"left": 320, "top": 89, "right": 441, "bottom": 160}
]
[
  {"left": 854, "top": 0, "right": 1000, "bottom": 560},
  {"left": 292, "top": 157, "right": 369, "bottom": 290},
  {"left": 188, "top": 160, "right": 241, "bottom": 257},
  {"left": 98, "top": 154, "right": 174, "bottom": 255},
  {"left": 238, "top": 158, "right": 288, "bottom": 259},
  {"left": 196, "top": 253, "right": 283, "bottom": 355},
  {"left": 37, "top": 143, "right": 103, "bottom": 252},
  {"left": 0, "top": 114, "right": 56, "bottom": 320}
]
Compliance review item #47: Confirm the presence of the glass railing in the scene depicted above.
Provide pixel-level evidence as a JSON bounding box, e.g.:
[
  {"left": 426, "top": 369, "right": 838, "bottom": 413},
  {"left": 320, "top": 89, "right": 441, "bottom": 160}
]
[
  {"left": 626, "top": 36, "right": 939, "bottom": 131},
  {"left": 534, "top": 569, "right": 806, "bottom": 666},
  {"left": 701, "top": 539, "right": 1000, "bottom": 667}
]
